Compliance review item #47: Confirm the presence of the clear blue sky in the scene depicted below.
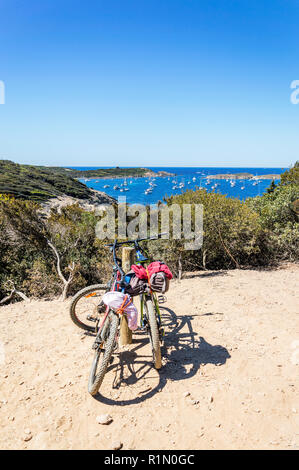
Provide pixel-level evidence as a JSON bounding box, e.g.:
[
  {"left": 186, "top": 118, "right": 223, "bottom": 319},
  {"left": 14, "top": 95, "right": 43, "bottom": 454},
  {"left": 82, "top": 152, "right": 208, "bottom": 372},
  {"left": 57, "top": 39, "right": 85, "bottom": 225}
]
[{"left": 0, "top": 0, "right": 298, "bottom": 167}]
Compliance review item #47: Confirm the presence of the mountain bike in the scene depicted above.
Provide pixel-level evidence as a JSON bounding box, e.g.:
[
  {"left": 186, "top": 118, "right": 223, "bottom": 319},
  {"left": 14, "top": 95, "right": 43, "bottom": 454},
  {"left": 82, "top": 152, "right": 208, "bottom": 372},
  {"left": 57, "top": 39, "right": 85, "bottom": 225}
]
[{"left": 69, "top": 235, "right": 166, "bottom": 396}]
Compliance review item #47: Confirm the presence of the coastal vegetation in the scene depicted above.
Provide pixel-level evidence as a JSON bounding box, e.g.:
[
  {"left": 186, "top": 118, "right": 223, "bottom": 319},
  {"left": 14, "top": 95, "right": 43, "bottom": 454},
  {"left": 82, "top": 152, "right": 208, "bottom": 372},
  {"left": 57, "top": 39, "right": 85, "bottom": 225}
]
[
  {"left": 0, "top": 162, "right": 298, "bottom": 302},
  {"left": 0, "top": 160, "right": 93, "bottom": 201},
  {"left": 0, "top": 160, "right": 168, "bottom": 202},
  {"left": 48, "top": 167, "right": 172, "bottom": 179}
]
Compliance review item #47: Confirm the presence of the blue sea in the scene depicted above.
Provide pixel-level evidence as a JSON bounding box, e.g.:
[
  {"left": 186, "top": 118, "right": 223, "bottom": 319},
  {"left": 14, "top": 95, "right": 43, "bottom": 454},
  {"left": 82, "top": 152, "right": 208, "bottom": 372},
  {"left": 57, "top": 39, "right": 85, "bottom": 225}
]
[{"left": 71, "top": 167, "right": 285, "bottom": 205}]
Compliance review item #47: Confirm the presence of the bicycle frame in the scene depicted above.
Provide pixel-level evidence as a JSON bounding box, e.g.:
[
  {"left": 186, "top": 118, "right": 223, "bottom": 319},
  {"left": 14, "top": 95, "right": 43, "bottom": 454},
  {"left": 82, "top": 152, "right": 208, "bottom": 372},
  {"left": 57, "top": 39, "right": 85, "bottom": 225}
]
[
  {"left": 102, "top": 235, "right": 165, "bottom": 334},
  {"left": 131, "top": 242, "right": 163, "bottom": 335}
]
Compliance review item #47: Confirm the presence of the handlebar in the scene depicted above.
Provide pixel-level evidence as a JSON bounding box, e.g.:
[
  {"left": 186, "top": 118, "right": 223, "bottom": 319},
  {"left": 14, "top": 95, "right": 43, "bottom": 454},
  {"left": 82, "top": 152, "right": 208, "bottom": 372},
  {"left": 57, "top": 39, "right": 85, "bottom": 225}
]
[
  {"left": 105, "top": 233, "right": 168, "bottom": 286},
  {"left": 104, "top": 232, "right": 168, "bottom": 248}
]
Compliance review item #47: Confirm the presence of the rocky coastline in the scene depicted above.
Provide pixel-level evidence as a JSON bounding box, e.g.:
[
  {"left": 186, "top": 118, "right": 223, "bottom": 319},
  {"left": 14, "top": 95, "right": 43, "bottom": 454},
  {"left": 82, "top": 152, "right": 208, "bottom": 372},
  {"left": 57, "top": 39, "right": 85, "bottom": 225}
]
[{"left": 205, "top": 173, "right": 281, "bottom": 180}]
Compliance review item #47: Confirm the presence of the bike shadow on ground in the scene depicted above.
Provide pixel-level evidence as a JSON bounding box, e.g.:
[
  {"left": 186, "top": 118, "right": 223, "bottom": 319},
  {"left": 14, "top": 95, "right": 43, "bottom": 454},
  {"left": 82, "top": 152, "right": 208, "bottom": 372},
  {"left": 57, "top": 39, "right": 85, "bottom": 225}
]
[{"left": 94, "top": 306, "right": 230, "bottom": 405}]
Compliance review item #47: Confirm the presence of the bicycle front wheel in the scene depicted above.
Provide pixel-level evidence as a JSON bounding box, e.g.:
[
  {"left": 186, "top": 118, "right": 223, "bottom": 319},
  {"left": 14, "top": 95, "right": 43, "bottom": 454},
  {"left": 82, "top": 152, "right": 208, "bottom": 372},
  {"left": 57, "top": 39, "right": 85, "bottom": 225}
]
[
  {"left": 88, "top": 311, "right": 119, "bottom": 396},
  {"left": 145, "top": 298, "right": 162, "bottom": 370},
  {"left": 70, "top": 284, "right": 108, "bottom": 332}
]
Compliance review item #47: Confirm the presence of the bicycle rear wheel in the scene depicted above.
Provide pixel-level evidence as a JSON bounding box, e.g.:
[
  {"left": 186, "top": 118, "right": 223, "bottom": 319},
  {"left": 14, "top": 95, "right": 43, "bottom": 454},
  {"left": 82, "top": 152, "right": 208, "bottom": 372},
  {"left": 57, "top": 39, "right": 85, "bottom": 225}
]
[
  {"left": 69, "top": 284, "right": 108, "bottom": 332},
  {"left": 145, "top": 298, "right": 162, "bottom": 369},
  {"left": 88, "top": 311, "right": 119, "bottom": 396}
]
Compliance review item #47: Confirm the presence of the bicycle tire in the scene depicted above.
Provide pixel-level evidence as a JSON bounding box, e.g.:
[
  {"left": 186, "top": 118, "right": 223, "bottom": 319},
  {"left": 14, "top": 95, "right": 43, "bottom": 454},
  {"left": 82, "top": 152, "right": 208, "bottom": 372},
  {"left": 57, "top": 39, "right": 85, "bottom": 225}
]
[
  {"left": 88, "top": 311, "right": 119, "bottom": 396},
  {"left": 69, "top": 284, "right": 108, "bottom": 332},
  {"left": 146, "top": 298, "right": 162, "bottom": 369}
]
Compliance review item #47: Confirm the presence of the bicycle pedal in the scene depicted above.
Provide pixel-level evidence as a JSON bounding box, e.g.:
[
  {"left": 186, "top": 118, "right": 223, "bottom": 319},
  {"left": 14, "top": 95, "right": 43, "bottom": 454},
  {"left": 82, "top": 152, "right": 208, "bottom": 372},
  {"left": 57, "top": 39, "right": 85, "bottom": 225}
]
[
  {"left": 86, "top": 315, "right": 97, "bottom": 322},
  {"left": 159, "top": 327, "right": 165, "bottom": 339},
  {"left": 158, "top": 295, "right": 167, "bottom": 304},
  {"left": 92, "top": 341, "right": 103, "bottom": 350},
  {"left": 134, "top": 326, "right": 146, "bottom": 332}
]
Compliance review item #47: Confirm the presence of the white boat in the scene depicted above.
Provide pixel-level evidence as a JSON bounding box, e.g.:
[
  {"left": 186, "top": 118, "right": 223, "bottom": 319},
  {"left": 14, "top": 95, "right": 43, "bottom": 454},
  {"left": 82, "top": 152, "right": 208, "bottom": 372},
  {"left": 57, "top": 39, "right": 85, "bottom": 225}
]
[
  {"left": 113, "top": 185, "right": 120, "bottom": 190},
  {"left": 103, "top": 184, "right": 110, "bottom": 188}
]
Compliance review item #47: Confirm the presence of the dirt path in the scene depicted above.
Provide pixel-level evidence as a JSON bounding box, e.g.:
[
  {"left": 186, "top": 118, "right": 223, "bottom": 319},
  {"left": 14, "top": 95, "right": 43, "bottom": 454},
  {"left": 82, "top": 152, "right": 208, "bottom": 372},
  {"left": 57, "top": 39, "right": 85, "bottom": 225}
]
[{"left": 0, "top": 265, "right": 298, "bottom": 450}]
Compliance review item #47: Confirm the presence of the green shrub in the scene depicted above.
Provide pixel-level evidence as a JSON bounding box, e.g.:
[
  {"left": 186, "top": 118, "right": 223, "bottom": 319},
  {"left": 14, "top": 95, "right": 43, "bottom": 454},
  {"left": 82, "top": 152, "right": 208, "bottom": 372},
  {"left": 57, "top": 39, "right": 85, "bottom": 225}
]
[{"left": 247, "top": 183, "right": 299, "bottom": 261}]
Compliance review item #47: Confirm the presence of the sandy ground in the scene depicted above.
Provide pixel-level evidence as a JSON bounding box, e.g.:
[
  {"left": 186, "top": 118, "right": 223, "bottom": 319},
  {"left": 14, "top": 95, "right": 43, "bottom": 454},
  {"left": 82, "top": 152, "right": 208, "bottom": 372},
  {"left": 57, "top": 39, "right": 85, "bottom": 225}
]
[{"left": 0, "top": 265, "right": 298, "bottom": 450}]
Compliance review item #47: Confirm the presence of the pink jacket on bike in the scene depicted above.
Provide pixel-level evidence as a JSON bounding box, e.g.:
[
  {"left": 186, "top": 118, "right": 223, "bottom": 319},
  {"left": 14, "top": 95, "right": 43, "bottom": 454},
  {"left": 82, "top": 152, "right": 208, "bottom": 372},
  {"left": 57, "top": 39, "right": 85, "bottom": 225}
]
[{"left": 131, "top": 262, "right": 173, "bottom": 280}]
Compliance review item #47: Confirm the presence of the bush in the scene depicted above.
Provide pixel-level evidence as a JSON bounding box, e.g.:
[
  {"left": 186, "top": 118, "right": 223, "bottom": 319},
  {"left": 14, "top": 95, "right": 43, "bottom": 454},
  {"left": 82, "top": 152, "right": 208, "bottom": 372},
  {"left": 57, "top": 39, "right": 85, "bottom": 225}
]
[
  {"left": 247, "top": 183, "right": 299, "bottom": 261},
  {"left": 144, "top": 189, "right": 265, "bottom": 273},
  {"left": 0, "top": 197, "right": 110, "bottom": 300}
]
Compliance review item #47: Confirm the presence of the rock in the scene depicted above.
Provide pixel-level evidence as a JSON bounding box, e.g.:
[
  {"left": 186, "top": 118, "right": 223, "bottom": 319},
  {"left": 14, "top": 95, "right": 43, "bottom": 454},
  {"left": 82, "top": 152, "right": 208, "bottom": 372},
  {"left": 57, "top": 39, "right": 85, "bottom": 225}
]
[
  {"left": 23, "top": 434, "right": 32, "bottom": 442},
  {"left": 111, "top": 440, "right": 123, "bottom": 450},
  {"left": 183, "top": 391, "right": 190, "bottom": 398},
  {"left": 96, "top": 414, "right": 113, "bottom": 425},
  {"left": 24, "top": 428, "right": 31, "bottom": 434},
  {"left": 209, "top": 396, "right": 214, "bottom": 403}
]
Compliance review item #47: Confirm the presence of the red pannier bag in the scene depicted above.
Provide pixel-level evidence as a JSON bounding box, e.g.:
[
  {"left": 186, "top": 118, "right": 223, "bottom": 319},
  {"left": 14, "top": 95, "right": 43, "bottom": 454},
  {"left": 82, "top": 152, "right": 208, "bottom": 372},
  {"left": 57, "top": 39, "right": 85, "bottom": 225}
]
[
  {"left": 149, "top": 271, "right": 170, "bottom": 293},
  {"left": 130, "top": 262, "right": 173, "bottom": 294}
]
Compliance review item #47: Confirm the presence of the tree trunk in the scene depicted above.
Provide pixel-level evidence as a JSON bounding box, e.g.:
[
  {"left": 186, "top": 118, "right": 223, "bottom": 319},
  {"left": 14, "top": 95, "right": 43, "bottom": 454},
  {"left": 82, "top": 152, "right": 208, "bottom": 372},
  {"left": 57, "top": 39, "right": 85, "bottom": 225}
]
[
  {"left": 0, "top": 286, "right": 29, "bottom": 305},
  {"left": 47, "top": 240, "right": 75, "bottom": 301},
  {"left": 178, "top": 253, "right": 182, "bottom": 281}
]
